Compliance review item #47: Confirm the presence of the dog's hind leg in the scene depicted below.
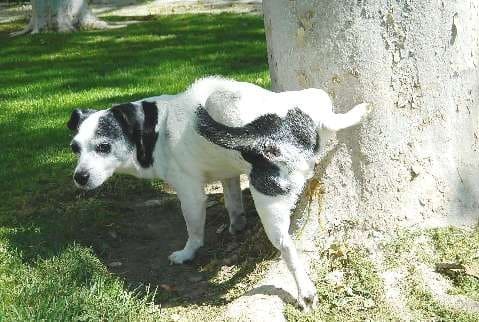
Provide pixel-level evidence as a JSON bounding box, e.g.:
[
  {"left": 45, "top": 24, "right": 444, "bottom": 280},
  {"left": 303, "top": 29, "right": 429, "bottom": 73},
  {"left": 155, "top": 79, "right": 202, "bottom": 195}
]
[
  {"left": 168, "top": 181, "right": 207, "bottom": 264},
  {"left": 250, "top": 185, "right": 317, "bottom": 310},
  {"left": 221, "top": 176, "right": 246, "bottom": 234}
]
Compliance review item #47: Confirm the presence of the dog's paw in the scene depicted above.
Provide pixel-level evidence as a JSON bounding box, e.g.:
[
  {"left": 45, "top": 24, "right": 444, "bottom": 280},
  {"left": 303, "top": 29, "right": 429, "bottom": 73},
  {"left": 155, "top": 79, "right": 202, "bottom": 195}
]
[
  {"left": 229, "top": 214, "right": 247, "bottom": 234},
  {"left": 168, "top": 249, "right": 194, "bottom": 264},
  {"left": 356, "top": 102, "right": 373, "bottom": 122},
  {"left": 297, "top": 281, "right": 318, "bottom": 312}
]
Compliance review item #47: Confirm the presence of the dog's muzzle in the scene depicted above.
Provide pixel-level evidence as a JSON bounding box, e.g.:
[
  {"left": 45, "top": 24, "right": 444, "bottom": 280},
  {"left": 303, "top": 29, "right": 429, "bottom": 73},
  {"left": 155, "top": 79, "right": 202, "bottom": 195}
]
[{"left": 74, "top": 170, "right": 90, "bottom": 186}]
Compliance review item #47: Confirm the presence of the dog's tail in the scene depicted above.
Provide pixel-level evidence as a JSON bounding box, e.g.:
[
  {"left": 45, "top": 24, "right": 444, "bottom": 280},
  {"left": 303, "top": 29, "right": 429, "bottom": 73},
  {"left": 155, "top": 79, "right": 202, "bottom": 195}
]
[{"left": 320, "top": 103, "right": 372, "bottom": 132}]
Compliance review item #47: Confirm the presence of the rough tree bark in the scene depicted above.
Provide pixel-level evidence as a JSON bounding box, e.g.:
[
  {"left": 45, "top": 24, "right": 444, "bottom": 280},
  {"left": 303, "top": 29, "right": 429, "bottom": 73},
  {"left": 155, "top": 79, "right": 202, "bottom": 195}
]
[
  {"left": 11, "top": 0, "right": 108, "bottom": 35},
  {"left": 225, "top": 1, "right": 478, "bottom": 319},
  {"left": 264, "top": 0, "right": 479, "bottom": 231}
]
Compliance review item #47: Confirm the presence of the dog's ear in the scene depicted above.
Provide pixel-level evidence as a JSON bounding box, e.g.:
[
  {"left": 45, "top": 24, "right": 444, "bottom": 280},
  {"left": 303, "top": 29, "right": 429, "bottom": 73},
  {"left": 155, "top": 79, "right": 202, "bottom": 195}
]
[
  {"left": 137, "top": 101, "right": 159, "bottom": 168},
  {"left": 110, "top": 103, "right": 139, "bottom": 139},
  {"left": 111, "top": 102, "right": 158, "bottom": 168},
  {"left": 67, "top": 109, "right": 97, "bottom": 131}
]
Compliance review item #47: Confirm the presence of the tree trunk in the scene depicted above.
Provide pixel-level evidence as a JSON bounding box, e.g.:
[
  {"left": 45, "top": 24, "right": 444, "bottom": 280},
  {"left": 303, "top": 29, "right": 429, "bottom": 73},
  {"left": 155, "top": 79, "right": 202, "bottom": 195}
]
[
  {"left": 224, "top": 2, "right": 478, "bottom": 319},
  {"left": 11, "top": 0, "right": 107, "bottom": 35},
  {"left": 264, "top": 0, "right": 479, "bottom": 231}
]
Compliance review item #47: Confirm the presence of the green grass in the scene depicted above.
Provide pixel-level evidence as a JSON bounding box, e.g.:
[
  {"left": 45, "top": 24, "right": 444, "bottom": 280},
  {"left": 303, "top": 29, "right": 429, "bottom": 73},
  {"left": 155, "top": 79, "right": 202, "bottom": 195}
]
[
  {"left": 382, "top": 227, "right": 479, "bottom": 321},
  {"left": 405, "top": 266, "right": 479, "bottom": 322},
  {"left": 385, "top": 227, "right": 479, "bottom": 304},
  {"left": 0, "top": 13, "right": 269, "bottom": 320},
  {"left": 285, "top": 227, "right": 479, "bottom": 321},
  {"left": 284, "top": 246, "right": 394, "bottom": 321},
  {"left": 430, "top": 227, "right": 479, "bottom": 301},
  {"left": 0, "top": 245, "right": 160, "bottom": 321}
]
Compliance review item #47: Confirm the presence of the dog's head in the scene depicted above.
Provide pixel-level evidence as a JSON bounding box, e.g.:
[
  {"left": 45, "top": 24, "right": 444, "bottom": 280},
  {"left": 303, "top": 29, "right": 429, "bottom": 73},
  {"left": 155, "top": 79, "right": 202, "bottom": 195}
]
[{"left": 67, "top": 101, "right": 159, "bottom": 190}]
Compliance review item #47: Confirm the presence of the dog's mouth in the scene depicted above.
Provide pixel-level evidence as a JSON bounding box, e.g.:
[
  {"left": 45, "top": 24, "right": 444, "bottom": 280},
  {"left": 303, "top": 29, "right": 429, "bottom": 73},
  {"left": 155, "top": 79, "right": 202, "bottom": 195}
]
[{"left": 74, "top": 181, "right": 98, "bottom": 190}]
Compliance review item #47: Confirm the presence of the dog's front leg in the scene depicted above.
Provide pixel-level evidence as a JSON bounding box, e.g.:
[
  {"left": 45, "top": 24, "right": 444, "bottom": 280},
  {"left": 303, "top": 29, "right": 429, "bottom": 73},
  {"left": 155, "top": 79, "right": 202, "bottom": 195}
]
[{"left": 168, "top": 181, "right": 207, "bottom": 264}]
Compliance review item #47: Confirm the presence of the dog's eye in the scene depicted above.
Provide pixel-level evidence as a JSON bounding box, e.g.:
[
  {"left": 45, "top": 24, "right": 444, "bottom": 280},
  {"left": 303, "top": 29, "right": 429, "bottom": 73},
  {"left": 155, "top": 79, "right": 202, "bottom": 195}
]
[
  {"left": 71, "top": 142, "right": 80, "bottom": 154},
  {"left": 96, "top": 143, "right": 111, "bottom": 154}
]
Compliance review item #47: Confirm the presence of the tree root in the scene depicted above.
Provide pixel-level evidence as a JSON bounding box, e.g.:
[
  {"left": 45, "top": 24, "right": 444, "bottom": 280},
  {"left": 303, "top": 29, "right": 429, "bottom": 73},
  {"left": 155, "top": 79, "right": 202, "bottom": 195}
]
[
  {"left": 9, "top": 20, "right": 34, "bottom": 37},
  {"left": 9, "top": 9, "right": 121, "bottom": 36},
  {"left": 418, "top": 263, "right": 479, "bottom": 314}
]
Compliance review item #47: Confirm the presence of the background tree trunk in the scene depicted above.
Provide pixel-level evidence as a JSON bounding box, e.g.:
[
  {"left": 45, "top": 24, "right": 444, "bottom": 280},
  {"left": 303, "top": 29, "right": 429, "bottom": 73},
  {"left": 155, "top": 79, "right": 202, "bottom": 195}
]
[
  {"left": 264, "top": 0, "right": 479, "bottom": 232},
  {"left": 12, "top": 0, "right": 107, "bottom": 35}
]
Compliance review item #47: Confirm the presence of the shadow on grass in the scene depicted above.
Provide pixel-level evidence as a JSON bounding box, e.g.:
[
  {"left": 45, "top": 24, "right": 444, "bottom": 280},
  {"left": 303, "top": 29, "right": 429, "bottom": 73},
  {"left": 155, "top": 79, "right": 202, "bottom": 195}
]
[
  {"left": 0, "top": 13, "right": 274, "bottom": 309},
  {"left": 0, "top": 14, "right": 267, "bottom": 101}
]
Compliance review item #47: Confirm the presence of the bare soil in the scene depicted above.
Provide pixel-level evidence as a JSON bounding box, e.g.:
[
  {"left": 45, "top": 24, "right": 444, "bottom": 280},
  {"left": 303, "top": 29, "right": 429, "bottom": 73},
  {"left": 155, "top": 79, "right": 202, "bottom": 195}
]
[
  {"left": 0, "top": 0, "right": 262, "bottom": 24},
  {"left": 82, "top": 185, "right": 264, "bottom": 306}
]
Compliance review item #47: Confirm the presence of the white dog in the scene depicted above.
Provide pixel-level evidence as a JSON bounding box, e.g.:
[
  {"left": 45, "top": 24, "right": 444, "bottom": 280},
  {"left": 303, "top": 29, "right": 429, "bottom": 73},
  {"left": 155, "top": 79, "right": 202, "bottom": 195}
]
[{"left": 67, "top": 76, "right": 370, "bottom": 309}]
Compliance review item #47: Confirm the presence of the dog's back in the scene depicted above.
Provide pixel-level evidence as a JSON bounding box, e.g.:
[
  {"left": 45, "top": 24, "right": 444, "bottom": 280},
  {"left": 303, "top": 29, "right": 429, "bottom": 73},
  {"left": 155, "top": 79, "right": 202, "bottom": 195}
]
[{"left": 189, "top": 77, "right": 334, "bottom": 129}]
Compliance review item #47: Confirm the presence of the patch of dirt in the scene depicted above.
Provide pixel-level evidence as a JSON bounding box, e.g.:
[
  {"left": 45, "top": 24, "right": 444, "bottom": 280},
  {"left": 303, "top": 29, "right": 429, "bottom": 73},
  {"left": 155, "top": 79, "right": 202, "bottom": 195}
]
[
  {"left": 381, "top": 269, "right": 414, "bottom": 321},
  {"left": 0, "top": 3, "right": 30, "bottom": 24},
  {"left": 92, "top": 0, "right": 262, "bottom": 18},
  {"left": 82, "top": 185, "right": 263, "bottom": 305},
  {"left": 0, "top": 0, "right": 262, "bottom": 24}
]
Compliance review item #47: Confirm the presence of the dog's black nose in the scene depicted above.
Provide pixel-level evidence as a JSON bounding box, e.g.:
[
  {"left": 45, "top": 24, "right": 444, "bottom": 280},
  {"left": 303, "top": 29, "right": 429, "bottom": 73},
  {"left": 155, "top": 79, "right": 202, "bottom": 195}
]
[{"left": 74, "top": 171, "right": 90, "bottom": 186}]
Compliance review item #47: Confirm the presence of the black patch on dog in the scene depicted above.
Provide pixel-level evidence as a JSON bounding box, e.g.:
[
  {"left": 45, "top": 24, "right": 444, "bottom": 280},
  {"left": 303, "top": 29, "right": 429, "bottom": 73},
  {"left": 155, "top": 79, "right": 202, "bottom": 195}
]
[
  {"left": 108, "top": 101, "right": 159, "bottom": 168},
  {"left": 138, "top": 101, "right": 159, "bottom": 167},
  {"left": 96, "top": 113, "right": 124, "bottom": 140},
  {"left": 195, "top": 106, "right": 318, "bottom": 196},
  {"left": 67, "top": 109, "right": 97, "bottom": 131},
  {"left": 240, "top": 148, "right": 287, "bottom": 195}
]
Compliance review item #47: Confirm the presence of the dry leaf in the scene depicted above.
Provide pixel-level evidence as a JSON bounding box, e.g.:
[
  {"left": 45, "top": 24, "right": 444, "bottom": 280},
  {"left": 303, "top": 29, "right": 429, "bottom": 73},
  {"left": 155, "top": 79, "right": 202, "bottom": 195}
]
[
  {"left": 108, "top": 261, "right": 122, "bottom": 268},
  {"left": 329, "top": 243, "right": 347, "bottom": 259},
  {"left": 159, "top": 284, "right": 177, "bottom": 292},
  {"left": 436, "top": 262, "right": 479, "bottom": 279}
]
